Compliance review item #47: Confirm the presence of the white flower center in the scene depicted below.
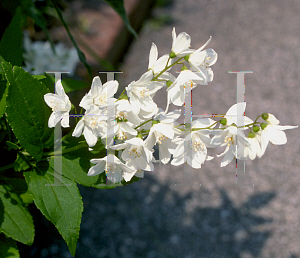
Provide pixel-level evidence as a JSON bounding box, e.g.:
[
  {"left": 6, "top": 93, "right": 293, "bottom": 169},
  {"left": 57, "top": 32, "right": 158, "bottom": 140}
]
[
  {"left": 192, "top": 140, "right": 206, "bottom": 152},
  {"left": 94, "top": 93, "right": 107, "bottom": 106},
  {"left": 105, "top": 163, "right": 116, "bottom": 174},
  {"left": 139, "top": 88, "right": 149, "bottom": 98},
  {"left": 50, "top": 100, "right": 60, "bottom": 111},
  {"left": 183, "top": 81, "right": 193, "bottom": 89},
  {"left": 224, "top": 136, "right": 234, "bottom": 146},
  {"left": 157, "top": 135, "right": 167, "bottom": 144},
  {"left": 117, "top": 131, "right": 127, "bottom": 140},
  {"left": 128, "top": 146, "right": 141, "bottom": 158},
  {"left": 116, "top": 111, "right": 126, "bottom": 120}
]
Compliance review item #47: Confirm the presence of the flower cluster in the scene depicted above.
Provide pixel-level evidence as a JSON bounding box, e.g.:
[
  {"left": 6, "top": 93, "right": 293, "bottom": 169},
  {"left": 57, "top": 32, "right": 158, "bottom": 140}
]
[
  {"left": 23, "top": 31, "right": 79, "bottom": 75},
  {"left": 44, "top": 28, "right": 298, "bottom": 184}
]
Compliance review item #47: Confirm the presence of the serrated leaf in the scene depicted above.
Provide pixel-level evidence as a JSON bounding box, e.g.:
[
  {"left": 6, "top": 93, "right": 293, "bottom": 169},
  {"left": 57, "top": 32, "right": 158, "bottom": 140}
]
[
  {"left": 0, "top": 79, "right": 8, "bottom": 118},
  {"left": 104, "top": 0, "right": 138, "bottom": 38},
  {"left": 24, "top": 166, "right": 83, "bottom": 256},
  {"left": 0, "top": 185, "right": 35, "bottom": 245},
  {"left": 1, "top": 62, "right": 53, "bottom": 160},
  {"left": 0, "top": 234, "right": 20, "bottom": 258},
  {"left": 49, "top": 156, "right": 102, "bottom": 187},
  {"left": 0, "top": 7, "right": 23, "bottom": 66}
]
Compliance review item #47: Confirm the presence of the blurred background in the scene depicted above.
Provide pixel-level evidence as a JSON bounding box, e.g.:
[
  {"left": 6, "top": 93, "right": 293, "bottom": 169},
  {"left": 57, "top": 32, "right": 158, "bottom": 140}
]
[{"left": 12, "top": 0, "right": 300, "bottom": 257}]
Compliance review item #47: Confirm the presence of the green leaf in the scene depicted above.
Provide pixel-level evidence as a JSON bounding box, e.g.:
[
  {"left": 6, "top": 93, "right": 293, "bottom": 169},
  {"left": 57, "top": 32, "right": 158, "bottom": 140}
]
[
  {"left": 24, "top": 166, "right": 83, "bottom": 256},
  {"left": 41, "top": 74, "right": 89, "bottom": 93},
  {"left": 32, "top": 75, "right": 46, "bottom": 80},
  {"left": 5, "top": 141, "right": 20, "bottom": 151},
  {"left": 0, "top": 7, "right": 23, "bottom": 66},
  {"left": 0, "top": 234, "right": 20, "bottom": 258},
  {"left": 49, "top": 155, "right": 105, "bottom": 187},
  {"left": 0, "top": 185, "right": 35, "bottom": 245},
  {"left": 14, "top": 153, "right": 31, "bottom": 172},
  {"left": 51, "top": 0, "right": 92, "bottom": 78},
  {"left": 104, "top": 0, "right": 138, "bottom": 38},
  {"left": 1, "top": 62, "right": 53, "bottom": 160},
  {"left": 0, "top": 79, "right": 8, "bottom": 119}
]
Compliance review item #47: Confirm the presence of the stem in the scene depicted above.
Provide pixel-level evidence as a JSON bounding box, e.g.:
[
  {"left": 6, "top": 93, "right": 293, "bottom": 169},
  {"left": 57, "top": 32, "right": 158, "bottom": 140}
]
[
  {"left": 134, "top": 119, "right": 153, "bottom": 130},
  {"left": 0, "top": 163, "right": 15, "bottom": 172},
  {"left": 117, "top": 88, "right": 126, "bottom": 100},
  {"left": 152, "top": 57, "right": 185, "bottom": 81}
]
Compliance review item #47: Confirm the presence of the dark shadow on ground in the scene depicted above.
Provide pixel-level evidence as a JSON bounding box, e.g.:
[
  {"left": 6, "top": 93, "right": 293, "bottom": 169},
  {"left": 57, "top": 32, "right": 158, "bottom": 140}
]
[{"left": 19, "top": 174, "right": 275, "bottom": 258}]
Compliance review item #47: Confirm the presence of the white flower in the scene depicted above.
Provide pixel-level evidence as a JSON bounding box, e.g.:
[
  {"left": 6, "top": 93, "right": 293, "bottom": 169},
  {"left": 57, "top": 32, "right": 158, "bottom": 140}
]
[
  {"left": 211, "top": 125, "right": 250, "bottom": 167},
  {"left": 44, "top": 79, "right": 71, "bottom": 128},
  {"left": 221, "top": 102, "right": 253, "bottom": 128},
  {"left": 88, "top": 154, "right": 135, "bottom": 183},
  {"left": 72, "top": 107, "right": 109, "bottom": 147},
  {"left": 145, "top": 109, "right": 182, "bottom": 164},
  {"left": 165, "top": 70, "right": 206, "bottom": 111},
  {"left": 188, "top": 37, "right": 218, "bottom": 83},
  {"left": 23, "top": 31, "right": 79, "bottom": 75},
  {"left": 243, "top": 133, "right": 263, "bottom": 160},
  {"left": 264, "top": 113, "right": 280, "bottom": 125},
  {"left": 126, "top": 70, "right": 164, "bottom": 115},
  {"left": 171, "top": 27, "right": 194, "bottom": 57},
  {"left": 171, "top": 118, "right": 216, "bottom": 168},
  {"left": 116, "top": 99, "right": 142, "bottom": 126},
  {"left": 148, "top": 43, "right": 173, "bottom": 77},
  {"left": 259, "top": 124, "right": 298, "bottom": 156},
  {"left": 109, "top": 137, "right": 154, "bottom": 172},
  {"left": 79, "top": 76, "right": 118, "bottom": 111}
]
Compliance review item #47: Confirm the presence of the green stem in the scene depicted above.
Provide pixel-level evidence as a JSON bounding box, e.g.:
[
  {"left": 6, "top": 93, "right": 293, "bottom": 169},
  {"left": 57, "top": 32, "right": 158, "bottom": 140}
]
[
  {"left": 0, "top": 163, "right": 15, "bottom": 172},
  {"left": 134, "top": 119, "right": 153, "bottom": 130},
  {"left": 152, "top": 57, "right": 185, "bottom": 81}
]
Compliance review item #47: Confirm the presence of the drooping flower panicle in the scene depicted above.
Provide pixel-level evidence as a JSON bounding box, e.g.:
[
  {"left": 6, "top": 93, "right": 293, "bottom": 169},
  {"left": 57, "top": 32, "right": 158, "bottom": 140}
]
[{"left": 43, "top": 27, "right": 298, "bottom": 184}]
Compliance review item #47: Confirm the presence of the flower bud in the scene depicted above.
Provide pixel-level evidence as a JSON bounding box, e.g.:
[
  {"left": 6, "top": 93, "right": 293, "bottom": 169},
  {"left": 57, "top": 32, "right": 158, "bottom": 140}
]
[
  {"left": 181, "top": 65, "right": 188, "bottom": 71},
  {"left": 184, "top": 55, "right": 190, "bottom": 62},
  {"left": 166, "top": 80, "right": 173, "bottom": 87},
  {"left": 247, "top": 131, "right": 256, "bottom": 138},
  {"left": 253, "top": 125, "right": 260, "bottom": 132},
  {"left": 169, "top": 51, "right": 176, "bottom": 58},
  {"left": 220, "top": 118, "right": 227, "bottom": 125},
  {"left": 262, "top": 113, "right": 269, "bottom": 121},
  {"left": 261, "top": 122, "right": 267, "bottom": 130}
]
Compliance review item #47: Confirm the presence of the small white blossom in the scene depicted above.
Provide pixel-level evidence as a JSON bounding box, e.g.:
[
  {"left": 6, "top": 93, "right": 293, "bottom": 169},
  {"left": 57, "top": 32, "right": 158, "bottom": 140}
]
[
  {"left": 44, "top": 79, "right": 71, "bottom": 128},
  {"left": 72, "top": 108, "right": 109, "bottom": 147},
  {"left": 88, "top": 154, "right": 135, "bottom": 183},
  {"left": 126, "top": 70, "right": 164, "bottom": 115},
  {"left": 79, "top": 76, "right": 118, "bottom": 111}
]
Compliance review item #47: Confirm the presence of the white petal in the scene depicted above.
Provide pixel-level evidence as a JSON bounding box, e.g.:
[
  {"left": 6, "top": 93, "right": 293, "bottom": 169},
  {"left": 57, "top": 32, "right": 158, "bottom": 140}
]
[
  {"left": 148, "top": 43, "right": 158, "bottom": 69},
  {"left": 90, "top": 76, "right": 102, "bottom": 97},
  {"left": 268, "top": 127, "right": 287, "bottom": 145},
  {"left": 104, "top": 80, "right": 119, "bottom": 98},
  {"left": 83, "top": 127, "right": 98, "bottom": 147},
  {"left": 72, "top": 119, "right": 85, "bottom": 137},
  {"left": 88, "top": 161, "right": 106, "bottom": 176},
  {"left": 61, "top": 112, "right": 70, "bottom": 127}
]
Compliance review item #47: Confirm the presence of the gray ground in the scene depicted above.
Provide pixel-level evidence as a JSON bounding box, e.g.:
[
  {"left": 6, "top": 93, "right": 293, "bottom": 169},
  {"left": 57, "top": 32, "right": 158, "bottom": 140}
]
[{"left": 39, "top": 0, "right": 300, "bottom": 257}]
